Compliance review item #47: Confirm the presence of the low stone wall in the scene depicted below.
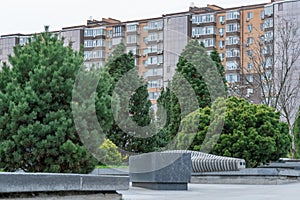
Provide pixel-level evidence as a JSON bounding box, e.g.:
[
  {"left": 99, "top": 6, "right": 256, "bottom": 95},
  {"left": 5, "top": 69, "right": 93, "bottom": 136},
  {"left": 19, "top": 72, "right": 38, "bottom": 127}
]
[
  {"left": 91, "top": 168, "right": 129, "bottom": 176},
  {"left": 191, "top": 168, "right": 300, "bottom": 185},
  {"left": 0, "top": 172, "right": 129, "bottom": 199}
]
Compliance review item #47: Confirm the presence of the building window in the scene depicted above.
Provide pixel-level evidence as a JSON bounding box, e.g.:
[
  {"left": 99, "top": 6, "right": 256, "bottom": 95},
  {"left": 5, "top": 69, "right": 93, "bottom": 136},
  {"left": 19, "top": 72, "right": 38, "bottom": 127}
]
[
  {"left": 192, "top": 14, "right": 215, "bottom": 24},
  {"left": 112, "top": 38, "right": 122, "bottom": 45},
  {"left": 127, "top": 47, "right": 137, "bottom": 55},
  {"left": 158, "top": 32, "right": 163, "bottom": 40},
  {"left": 247, "top": 50, "right": 253, "bottom": 57},
  {"left": 148, "top": 33, "right": 157, "bottom": 41},
  {"left": 84, "top": 50, "right": 105, "bottom": 59},
  {"left": 247, "top": 12, "right": 253, "bottom": 19},
  {"left": 126, "top": 24, "right": 138, "bottom": 32},
  {"left": 84, "top": 39, "right": 105, "bottom": 47},
  {"left": 158, "top": 43, "right": 163, "bottom": 52},
  {"left": 143, "top": 60, "right": 148, "bottom": 66},
  {"left": 260, "top": 23, "right": 264, "bottom": 31},
  {"left": 261, "top": 11, "right": 265, "bottom": 19},
  {"left": 143, "top": 48, "right": 148, "bottom": 55},
  {"left": 148, "top": 92, "right": 160, "bottom": 100},
  {"left": 247, "top": 88, "right": 253, "bottom": 97},
  {"left": 226, "top": 61, "right": 238, "bottom": 70},
  {"left": 226, "top": 36, "right": 239, "bottom": 45},
  {"left": 226, "top": 73, "right": 239, "bottom": 83},
  {"left": 113, "top": 26, "right": 124, "bottom": 37},
  {"left": 226, "top": 49, "right": 240, "bottom": 58},
  {"left": 219, "top": 40, "right": 225, "bottom": 48},
  {"left": 264, "top": 31, "right": 273, "bottom": 42},
  {"left": 143, "top": 68, "right": 163, "bottom": 78},
  {"left": 84, "top": 28, "right": 105, "bottom": 37},
  {"left": 107, "top": 30, "right": 113, "bottom": 38},
  {"left": 266, "top": 57, "right": 273, "bottom": 68},
  {"left": 158, "top": 55, "right": 163, "bottom": 64},
  {"left": 148, "top": 45, "right": 157, "bottom": 53},
  {"left": 192, "top": 26, "right": 215, "bottom": 36},
  {"left": 148, "top": 80, "right": 162, "bottom": 88},
  {"left": 107, "top": 41, "right": 112, "bottom": 49},
  {"left": 247, "top": 37, "right": 253, "bottom": 44},
  {"left": 148, "top": 20, "right": 163, "bottom": 30},
  {"left": 265, "top": 44, "right": 273, "bottom": 55},
  {"left": 218, "top": 28, "right": 225, "bottom": 35},
  {"left": 248, "top": 62, "right": 253, "bottom": 71},
  {"left": 219, "top": 53, "right": 225, "bottom": 61},
  {"left": 126, "top": 35, "right": 137, "bottom": 44},
  {"left": 199, "top": 38, "right": 215, "bottom": 47},
  {"left": 148, "top": 56, "right": 157, "bottom": 65},
  {"left": 264, "top": 6, "right": 273, "bottom": 17},
  {"left": 246, "top": 74, "right": 253, "bottom": 82},
  {"left": 264, "top": 18, "right": 273, "bottom": 28},
  {"left": 226, "top": 11, "right": 240, "bottom": 20},
  {"left": 248, "top": 24, "right": 253, "bottom": 32},
  {"left": 219, "top": 16, "right": 225, "bottom": 23},
  {"left": 226, "top": 23, "right": 239, "bottom": 32}
]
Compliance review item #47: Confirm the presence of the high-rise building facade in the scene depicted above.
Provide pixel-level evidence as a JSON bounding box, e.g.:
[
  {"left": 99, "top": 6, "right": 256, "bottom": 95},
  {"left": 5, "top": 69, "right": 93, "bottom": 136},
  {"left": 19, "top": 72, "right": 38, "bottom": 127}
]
[
  {"left": 272, "top": 0, "right": 300, "bottom": 125},
  {"left": 0, "top": 27, "right": 84, "bottom": 68},
  {"left": 1, "top": 1, "right": 299, "bottom": 109}
]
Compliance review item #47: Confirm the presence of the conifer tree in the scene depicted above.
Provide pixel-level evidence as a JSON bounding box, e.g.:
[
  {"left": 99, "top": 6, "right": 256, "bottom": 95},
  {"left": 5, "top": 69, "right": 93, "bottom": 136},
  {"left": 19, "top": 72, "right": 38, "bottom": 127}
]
[
  {"left": 0, "top": 31, "right": 97, "bottom": 173},
  {"left": 102, "top": 43, "right": 165, "bottom": 153},
  {"left": 157, "top": 40, "right": 227, "bottom": 144}
]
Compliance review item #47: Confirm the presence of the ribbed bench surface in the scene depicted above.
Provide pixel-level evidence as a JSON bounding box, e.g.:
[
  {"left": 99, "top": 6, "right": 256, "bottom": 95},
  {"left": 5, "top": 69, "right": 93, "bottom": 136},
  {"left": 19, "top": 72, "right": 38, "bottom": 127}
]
[{"left": 163, "top": 150, "right": 246, "bottom": 172}]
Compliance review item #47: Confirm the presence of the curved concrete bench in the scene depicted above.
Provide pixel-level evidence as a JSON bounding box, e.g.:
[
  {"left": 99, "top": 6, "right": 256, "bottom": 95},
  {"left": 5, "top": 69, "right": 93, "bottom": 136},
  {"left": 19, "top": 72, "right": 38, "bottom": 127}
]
[{"left": 163, "top": 150, "right": 246, "bottom": 172}]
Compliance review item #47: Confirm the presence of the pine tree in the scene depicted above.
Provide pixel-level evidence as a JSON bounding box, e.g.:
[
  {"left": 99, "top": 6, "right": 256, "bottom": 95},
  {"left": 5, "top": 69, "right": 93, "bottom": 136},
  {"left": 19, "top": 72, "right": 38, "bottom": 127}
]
[
  {"left": 293, "top": 110, "right": 300, "bottom": 158},
  {"left": 101, "top": 43, "right": 165, "bottom": 153},
  {"left": 0, "top": 31, "right": 97, "bottom": 173},
  {"left": 210, "top": 48, "right": 227, "bottom": 92},
  {"left": 157, "top": 39, "right": 227, "bottom": 145}
]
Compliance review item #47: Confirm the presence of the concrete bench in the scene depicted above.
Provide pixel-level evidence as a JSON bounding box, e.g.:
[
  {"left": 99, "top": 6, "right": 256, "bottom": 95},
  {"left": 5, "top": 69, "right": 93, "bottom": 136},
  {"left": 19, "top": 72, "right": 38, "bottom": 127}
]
[
  {"left": 129, "top": 152, "right": 192, "bottom": 190},
  {"left": 164, "top": 150, "right": 246, "bottom": 172}
]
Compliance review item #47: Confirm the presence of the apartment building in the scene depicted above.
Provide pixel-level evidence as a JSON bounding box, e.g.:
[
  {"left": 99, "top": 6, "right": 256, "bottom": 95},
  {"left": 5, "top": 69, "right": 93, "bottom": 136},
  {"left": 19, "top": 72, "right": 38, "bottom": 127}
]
[
  {"left": 0, "top": 27, "right": 84, "bottom": 68},
  {"left": 81, "top": 17, "right": 164, "bottom": 104},
  {"left": 272, "top": 0, "right": 300, "bottom": 124},
  {"left": 159, "top": 3, "right": 268, "bottom": 104},
  {"left": 0, "top": 34, "right": 19, "bottom": 66},
  {"left": 2, "top": 1, "right": 299, "bottom": 109}
]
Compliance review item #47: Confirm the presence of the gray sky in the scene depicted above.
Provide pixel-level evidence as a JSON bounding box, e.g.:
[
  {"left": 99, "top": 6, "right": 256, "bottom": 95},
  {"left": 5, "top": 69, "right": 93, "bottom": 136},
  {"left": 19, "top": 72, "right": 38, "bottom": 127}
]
[{"left": 1, "top": 0, "right": 268, "bottom": 35}]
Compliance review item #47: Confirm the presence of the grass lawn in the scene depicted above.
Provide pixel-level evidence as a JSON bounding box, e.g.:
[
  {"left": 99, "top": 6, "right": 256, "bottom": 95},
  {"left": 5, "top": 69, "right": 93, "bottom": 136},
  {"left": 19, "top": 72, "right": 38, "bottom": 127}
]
[{"left": 96, "top": 165, "right": 129, "bottom": 169}]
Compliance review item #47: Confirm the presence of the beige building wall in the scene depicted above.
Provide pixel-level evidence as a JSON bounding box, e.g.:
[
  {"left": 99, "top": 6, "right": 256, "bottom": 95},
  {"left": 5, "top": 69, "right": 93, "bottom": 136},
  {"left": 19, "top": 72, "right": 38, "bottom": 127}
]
[{"left": 163, "top": 14, "right": 189, "bottom": 86}]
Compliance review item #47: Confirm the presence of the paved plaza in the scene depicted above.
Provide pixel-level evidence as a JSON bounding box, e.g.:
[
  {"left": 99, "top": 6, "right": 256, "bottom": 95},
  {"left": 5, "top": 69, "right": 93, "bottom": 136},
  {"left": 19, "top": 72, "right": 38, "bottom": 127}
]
[{"left": 120, "top": 182, "right": 300, "bottom": 200}]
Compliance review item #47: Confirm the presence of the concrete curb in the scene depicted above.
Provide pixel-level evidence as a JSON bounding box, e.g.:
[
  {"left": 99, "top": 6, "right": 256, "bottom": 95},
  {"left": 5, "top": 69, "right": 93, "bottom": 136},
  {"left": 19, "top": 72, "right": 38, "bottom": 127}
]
[
  {"left": 0, "top": 172, "right": 129, "bottom": 193},
  {"left": 191, "top": 168, "right": 300, "bottom": 185}
]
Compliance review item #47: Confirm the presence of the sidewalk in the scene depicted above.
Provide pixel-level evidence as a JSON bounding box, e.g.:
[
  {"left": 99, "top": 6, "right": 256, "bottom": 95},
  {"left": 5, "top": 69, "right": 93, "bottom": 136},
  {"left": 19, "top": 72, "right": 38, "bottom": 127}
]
[{"left": 119, "top": 182, "right": 300, "bottom": 200}]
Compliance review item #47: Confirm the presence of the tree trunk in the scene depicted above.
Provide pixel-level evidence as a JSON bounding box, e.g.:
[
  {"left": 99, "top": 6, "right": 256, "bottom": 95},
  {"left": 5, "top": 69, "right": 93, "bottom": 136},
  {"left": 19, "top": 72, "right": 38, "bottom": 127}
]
[{"left": 289, "top": 127, "right": 296, "bottom": 159}]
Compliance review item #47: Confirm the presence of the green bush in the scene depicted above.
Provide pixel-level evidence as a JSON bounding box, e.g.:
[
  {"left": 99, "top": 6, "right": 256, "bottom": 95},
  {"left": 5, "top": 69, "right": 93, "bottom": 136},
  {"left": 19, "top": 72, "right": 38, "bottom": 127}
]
[
  {"left": 177, "top": 97, "right": 291, "bottom": 168},
  {"left": 99, "top": 139, "right": 122, "bottom": 166}
]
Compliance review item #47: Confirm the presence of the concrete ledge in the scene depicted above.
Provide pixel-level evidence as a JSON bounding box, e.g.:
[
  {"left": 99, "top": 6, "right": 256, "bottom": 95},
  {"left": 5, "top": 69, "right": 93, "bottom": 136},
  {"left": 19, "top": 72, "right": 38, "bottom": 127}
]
[
  {"left": 191, "top": 175, "right": 300, "bottom": 185},
  {"left": 91, "top": 168, "right": 129, "bottom": 176},
  {"left": 132, "top": 182, "right": 188, "bottom": 190},
  {"left": 191, "top": 168, "right": 300, "bottom": 185},
  {"left": 0, "top": 192, "right": 122, "bottom": 200},
  {"left": 0, "top": 173, "right": 129, "bottom": 193}
]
